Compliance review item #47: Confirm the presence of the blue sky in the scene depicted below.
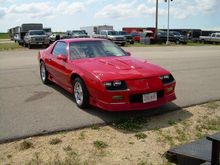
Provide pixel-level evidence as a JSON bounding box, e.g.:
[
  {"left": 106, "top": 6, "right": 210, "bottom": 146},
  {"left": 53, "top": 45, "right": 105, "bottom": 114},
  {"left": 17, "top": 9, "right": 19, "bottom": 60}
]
[{"left": 0, "top": 0, "right": 220, "bottom": 32}]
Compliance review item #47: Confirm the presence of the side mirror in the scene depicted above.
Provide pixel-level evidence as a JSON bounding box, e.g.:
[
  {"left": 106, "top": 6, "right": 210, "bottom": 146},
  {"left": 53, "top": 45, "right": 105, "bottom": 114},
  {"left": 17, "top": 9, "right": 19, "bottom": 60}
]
[
  {"left": 57, "top": 54, "right": 67, "bottom": 61},
  {"left": 126, "top": 52, "right": 131, "bottom": 56}
]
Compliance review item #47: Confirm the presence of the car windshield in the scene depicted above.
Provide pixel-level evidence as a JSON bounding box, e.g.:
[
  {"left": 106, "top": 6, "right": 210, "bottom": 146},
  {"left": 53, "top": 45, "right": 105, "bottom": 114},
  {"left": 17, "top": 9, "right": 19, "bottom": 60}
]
[
  {"left": 118, "top": 31, "right": 128, "bottom": 35},
  {"left": 171, "top": 31, "right": 181, "bottom": 36},
  {"left": 131, "top": 32, "right": 140, "bottom": 37},
  {"left": 107, "top": 31, "right": 118, "bottom": 35},
  {"left": 44, "top": 29, "right": 51, "bottom": 32},
  {"left": 69, "top": 40, "right": 127, "bottom": 60},
  {"left": 72, "top": 31, "right": 86, "bottom": 35},
  {"left": 29, "top": 30, "right": 45, "bottom": 35}
]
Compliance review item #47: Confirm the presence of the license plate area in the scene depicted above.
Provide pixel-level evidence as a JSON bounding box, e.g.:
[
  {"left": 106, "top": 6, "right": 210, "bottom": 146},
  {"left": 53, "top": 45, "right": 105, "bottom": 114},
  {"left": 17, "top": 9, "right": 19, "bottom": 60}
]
[{"left": 143, "top": 92, "right": 157, "bottom": 103}]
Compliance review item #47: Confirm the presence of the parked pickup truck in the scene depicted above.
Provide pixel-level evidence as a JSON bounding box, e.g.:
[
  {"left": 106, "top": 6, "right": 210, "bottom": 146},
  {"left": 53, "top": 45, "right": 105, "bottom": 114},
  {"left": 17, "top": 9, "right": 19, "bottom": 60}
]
[
  {"left": 62, "top": 30, "right": 89, "bottom": 39},
  {"left": 93, "top": 30, "right": 126, "bottom": 46},
  {"left": 199, "top": 33, "right": 220, "bottom": 44},
  {"left": 118, "top": 31, "right": 134, "bottom": 44},
  {"left": 24, "top": 30, "right": 49, "bottom": 49}
]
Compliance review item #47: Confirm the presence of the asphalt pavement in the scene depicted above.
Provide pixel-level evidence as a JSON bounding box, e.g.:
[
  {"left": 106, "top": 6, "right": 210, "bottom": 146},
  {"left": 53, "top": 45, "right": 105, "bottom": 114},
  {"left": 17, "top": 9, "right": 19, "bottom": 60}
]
[{"left": 0, "top": 46, "right": 220, "bottom": 143}]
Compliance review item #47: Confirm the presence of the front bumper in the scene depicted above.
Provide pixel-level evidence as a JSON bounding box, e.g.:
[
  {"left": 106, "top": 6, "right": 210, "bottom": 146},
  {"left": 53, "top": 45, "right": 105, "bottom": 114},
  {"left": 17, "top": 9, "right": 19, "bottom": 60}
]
[
  {"left": 89, "top": 81, "right": 176, "bottom": 111},
  {"left": 113, "top": 40, "right": 126, "bottom": 45},
  {"left": 30, "top": 41, "right": 49, "bottom": 45}
]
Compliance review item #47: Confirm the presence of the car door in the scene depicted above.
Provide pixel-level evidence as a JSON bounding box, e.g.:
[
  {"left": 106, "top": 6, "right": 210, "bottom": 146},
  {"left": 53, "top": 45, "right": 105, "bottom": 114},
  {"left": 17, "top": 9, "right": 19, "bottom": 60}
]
[{"left": 49, "top": 41, "right": 69, "bottom": 87}]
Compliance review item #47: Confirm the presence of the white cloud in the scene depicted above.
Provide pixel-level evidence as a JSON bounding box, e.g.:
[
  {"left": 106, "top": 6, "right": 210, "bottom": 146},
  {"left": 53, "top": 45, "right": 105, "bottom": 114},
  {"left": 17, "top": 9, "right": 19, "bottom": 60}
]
[
  {"left": 95, "top": 0, "right": 220, "bottom": 20},
  {"left": 3, "top": 1, "right": 89, "bottom": 20},
  {"left": 0, "top": 8, "right": 6, "bottom": 18},
  {"left": 85, "top": 0, "right": 99, "bottom": 5},
  {"left": 170, "top": 0, "right": 220, "bottom": 19},
  {"left": 137, "top": 4, "right": 167, "bottom": 16},
  {"left": 8, "top": 2, "right": 53, "bottom": 19},
  {"left": 0, "top": 0, "right": 14, "bottom": 3},
  {"left": 95, "top": 1, "right": 138, "bottom": 19}
]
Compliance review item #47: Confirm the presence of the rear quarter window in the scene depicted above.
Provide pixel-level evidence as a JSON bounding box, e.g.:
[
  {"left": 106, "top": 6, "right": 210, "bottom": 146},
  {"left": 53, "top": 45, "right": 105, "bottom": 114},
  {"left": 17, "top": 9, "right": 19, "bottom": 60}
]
[{"left": 52, "top": 42, "right": 67, "bottom": 56}]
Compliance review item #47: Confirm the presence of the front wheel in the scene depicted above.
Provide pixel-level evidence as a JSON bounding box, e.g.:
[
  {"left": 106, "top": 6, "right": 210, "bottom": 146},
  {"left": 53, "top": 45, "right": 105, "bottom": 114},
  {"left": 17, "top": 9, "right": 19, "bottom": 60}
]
[
  {"left": 40, "top": 61, "right": 50, "bottom": 84},
  {"left": 28, "top": 43, "right": 32, "bottom": 49},
  {"left": 121, "top": 43, "right": 126, "bottom": 46},
  {"left": 73, "top": 78, "right": 89, "bottom": 109}
]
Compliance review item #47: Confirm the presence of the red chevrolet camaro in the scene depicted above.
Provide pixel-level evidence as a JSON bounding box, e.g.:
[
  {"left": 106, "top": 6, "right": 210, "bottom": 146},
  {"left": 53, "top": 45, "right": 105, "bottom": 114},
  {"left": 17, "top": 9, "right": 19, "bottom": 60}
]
[{"left": 38, "top": 38, "right": 176, "bottom": 111}]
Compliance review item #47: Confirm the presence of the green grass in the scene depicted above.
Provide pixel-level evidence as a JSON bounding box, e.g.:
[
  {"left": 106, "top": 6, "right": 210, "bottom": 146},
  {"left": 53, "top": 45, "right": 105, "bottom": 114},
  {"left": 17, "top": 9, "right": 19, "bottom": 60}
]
[
  {"left": 200, "top": 117, "right": 220, "bottom": 131},
  {"left": 0, "top": 43, "right": 23, "bottom": 51},
  {"left": 93, "top": 140, "right": 108, "bottom": 149},
  {"left": 168, "top": 120, "right": 177, "bottom": 126},
  {"left": 126, "top": 41, "right": 220, "bottom": 47},
  {"left": 90, "top": 124, "right": 101, "bottom": 130},
  {"left": 135, "top": 133, "right": 147, "bottom": 139},
  {"left": 79, "top": 131, "right": 86, "bottom": 140},
  {"left": 19, "top": 140, "right": 33, "bottom": 150},
  {"left": 206, "top": 101, "right": 219, "bottom": 109},
  {"left": 27, "top": 151, "right": 81, "bottom": 165},
  {"left": 49, "top": 138, "right": 62, "bottom": 145},
  {"left": 186, "top": 41, "right": 212, "bottom": 46},
  {"left": 63, "top": 145, "right": 72, "bottom": 152},
  {"left": 0, "top": 33, "right": 9, "bottom": 39},
  {"left": 112, "top": 117, "right": 148, "bottom": 132}
]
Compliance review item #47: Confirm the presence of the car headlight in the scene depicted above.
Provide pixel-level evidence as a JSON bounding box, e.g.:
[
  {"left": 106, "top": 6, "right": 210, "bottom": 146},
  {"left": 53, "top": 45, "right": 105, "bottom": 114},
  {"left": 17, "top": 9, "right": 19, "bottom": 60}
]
[
  {"left": 160, "top": 74, "right": 175, "bottom": 84},
  {"left": 104, "top": 80, "right": 127, "bottom": 90}
]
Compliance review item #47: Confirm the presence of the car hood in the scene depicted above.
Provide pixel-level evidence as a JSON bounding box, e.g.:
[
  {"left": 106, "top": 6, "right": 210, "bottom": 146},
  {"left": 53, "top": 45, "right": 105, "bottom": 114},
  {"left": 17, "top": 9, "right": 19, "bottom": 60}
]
[
  {"left": 72, "top": 56, "right": 170, "bottom": 81},
  {"left": 109, "top": 35, "right": 125, "bottom": 38},
  {"left": 73, "top": 34, "right": 88, "bottom": 37}
]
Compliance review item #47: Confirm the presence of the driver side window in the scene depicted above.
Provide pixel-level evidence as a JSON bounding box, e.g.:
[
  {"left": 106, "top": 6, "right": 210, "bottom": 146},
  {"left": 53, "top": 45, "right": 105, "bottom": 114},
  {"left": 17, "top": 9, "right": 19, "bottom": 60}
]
[{"left": 52, "top": 42, "right": 67, "bottom": 56}]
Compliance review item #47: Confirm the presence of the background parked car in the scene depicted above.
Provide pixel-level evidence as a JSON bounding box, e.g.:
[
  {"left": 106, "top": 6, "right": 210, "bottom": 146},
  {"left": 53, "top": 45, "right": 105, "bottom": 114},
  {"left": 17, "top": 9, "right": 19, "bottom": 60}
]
[
  {"left": 62, "top": 30, "right": 90, "bottom": 39},
  {"left": 140, "top": 31, "right": 154, "bottom": 45},
  {"left": 130, "top": 32, "right": 141, "bottom": 42},
  {"left": 118, "top": 31, "right": 134, "bottom": 44},
  {"left": 24, "top": 30, "right": 49, "bottom": 49},
  {"left": 170, "top": 31, "right": 188, "bottom": 44},
  {"left": 156, "top": 31, "right": 178, "bottom": 44},
  {"left": 93, "top": 30, "right": 126, "bottom": 46},
  {"left": 199, "top": 33, "right": 220, "bottom": 44},
  {"left": 49, "top": 34, "right": 61, "bottom": 43}
]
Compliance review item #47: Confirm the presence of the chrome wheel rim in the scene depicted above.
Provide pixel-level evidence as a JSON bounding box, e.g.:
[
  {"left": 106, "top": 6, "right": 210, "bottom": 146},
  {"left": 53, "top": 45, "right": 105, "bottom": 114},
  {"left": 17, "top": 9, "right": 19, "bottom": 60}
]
[
  {"left": 40, "top": 63, "right": 46, "bottom": 82},
  {"left": 74, "top": 82, "right": 83, "bottom": 106}
]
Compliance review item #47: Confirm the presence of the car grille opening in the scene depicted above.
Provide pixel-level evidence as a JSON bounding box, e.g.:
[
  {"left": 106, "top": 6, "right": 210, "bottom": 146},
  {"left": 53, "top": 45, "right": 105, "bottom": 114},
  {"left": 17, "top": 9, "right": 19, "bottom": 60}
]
[{"left": 129, "top": 90, "right": 164, "bottom": 103}]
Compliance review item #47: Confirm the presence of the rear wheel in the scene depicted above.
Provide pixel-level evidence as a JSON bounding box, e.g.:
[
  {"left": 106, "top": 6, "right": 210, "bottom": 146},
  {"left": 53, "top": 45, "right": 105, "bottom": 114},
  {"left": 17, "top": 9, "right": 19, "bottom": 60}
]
[
  {"left": 73, "top": 78, "right": 89, "bottom": 108},
  {"left": 121, "top": 43, "right": 126, "bottom": 46},
  {"left": 40, "top": 61, "right": 49, "bottom": 84},
  {"left": 28, "top": 43, "right": 32, "bottom": 49}
]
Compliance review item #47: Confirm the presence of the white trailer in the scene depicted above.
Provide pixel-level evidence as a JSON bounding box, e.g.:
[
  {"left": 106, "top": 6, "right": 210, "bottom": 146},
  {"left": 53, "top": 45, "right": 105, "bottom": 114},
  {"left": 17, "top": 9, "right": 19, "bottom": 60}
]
[{"left": 80, "top": 25, "right": 113, "bottom": 37}]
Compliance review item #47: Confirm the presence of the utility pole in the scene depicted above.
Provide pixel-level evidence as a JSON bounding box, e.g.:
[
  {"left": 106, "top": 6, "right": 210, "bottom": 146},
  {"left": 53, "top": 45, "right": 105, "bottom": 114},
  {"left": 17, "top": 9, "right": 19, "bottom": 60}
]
[
  {"left": 165, "top": 0, "right": 173, "bottom": 45},
  {"left": 155, "top": 0, "right": 159, "bottom": 40}
]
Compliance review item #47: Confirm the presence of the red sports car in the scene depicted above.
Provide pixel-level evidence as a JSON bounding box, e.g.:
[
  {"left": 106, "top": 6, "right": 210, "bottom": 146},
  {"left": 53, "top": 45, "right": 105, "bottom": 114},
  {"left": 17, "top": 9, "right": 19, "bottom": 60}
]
[{"left": 38, "top": 38, "right": 176, "bottom": 111}]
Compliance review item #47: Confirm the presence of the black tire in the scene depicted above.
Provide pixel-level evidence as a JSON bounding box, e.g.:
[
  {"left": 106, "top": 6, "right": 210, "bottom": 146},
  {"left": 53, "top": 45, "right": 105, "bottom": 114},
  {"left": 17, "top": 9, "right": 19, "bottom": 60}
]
[
  {"left": 73, "top": 78, "right": 89, "bottom": 109},
  {"left": 40, "top": 61, "right": 50, "bottom": 84},
  {"left": 121, "top": 43, "right": 126, "bottom": 46},
  {"left": 28, "top": 43, "right": 32, "bottom": 49}
]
